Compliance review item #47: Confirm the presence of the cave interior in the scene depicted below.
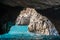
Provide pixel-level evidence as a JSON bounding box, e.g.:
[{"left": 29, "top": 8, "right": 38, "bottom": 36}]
[{"left": 0, "top": 1, "right": 60, "bottom": 34}]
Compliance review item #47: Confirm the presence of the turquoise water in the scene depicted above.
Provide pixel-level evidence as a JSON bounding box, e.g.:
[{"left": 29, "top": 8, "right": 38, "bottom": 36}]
[
  {"left": 0, "top": 25, "right": 60, "bottom": 40},
  {"left": 8, "top": 25, "right": 28, "bottom": 34}
]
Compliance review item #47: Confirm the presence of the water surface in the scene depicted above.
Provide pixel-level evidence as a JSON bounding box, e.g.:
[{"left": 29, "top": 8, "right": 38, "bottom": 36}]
[{"left": 0, "top": 25, "right": 60, "bottom": 40}]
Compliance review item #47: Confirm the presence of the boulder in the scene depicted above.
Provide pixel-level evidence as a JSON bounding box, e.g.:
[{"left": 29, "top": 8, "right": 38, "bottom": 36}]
[
  {"left": 15, "top": 8, "right": 35, "bottom": 25},
  {"left": 28, "top": 8, "right": 59, "bottom": 35},
  {"left": 16, "top": 8, "right": 41, "bottom": 25},
  {"left": 15, "top": 8, "right": 59, "bottom": 35}
]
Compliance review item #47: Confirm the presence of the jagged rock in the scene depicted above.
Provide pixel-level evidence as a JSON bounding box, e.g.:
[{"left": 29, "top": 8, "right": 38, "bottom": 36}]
[
  {"left": 16, "top": 8, "right": 59, "bottom": 35},
  {"left": 15, "top": 8, "right": 38, "bottom": 25},
  {"left": 28, "top": 8, "right": 59, "bottom": 35}
]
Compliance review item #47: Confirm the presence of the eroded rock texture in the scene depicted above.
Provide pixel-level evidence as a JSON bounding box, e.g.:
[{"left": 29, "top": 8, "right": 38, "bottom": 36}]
[
  {"left": 16, "top": 8, "right": 59, "bottom": 35},
  {"left": 28, "top": 13, "right": 59, "bottom": 35},
  {"left": 16, "top": 8, "right": 37, "bottom": 25}
]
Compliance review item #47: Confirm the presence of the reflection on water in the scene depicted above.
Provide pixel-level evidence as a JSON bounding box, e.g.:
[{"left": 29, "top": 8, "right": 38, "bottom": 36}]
[{"left": 0, "top": 25, "right": 60, "bottom": 40}]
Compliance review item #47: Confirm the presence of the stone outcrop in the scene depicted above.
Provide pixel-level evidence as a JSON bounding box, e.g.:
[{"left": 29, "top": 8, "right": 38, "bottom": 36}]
[
  {"left": 29, "top": 8, "right": 59, "bottom": 35},
  {"left": 28, "top": 13, "right": 59, "bottom": 35},
  {"left": 16, "top": 8, "right": 59, "bottom": 35},
  {"left": 15, "top": 8, "right": 37, "bottom": 25}
]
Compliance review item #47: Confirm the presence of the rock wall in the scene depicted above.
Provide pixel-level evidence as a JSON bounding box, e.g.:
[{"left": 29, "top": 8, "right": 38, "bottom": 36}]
[
  {"left": 16, "top": 8, "right": 59, "bottom": 35},
  {"left": 36, "top": 7, "right": 60, "bottom": 34},
  {"left": 28, "top": 8, "right": 59, "bottom": 35},
  {"left": 16, "top": 8, "right": 37, "bottom": 25}
]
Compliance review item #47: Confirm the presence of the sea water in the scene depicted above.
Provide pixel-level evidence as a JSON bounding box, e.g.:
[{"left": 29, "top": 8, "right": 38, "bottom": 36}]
[
  {"left": 8, "top": 25, "right": 28, "bottom": 34},
  {"left": 0, "top": 25, "right": 60, "bottom": 40}
]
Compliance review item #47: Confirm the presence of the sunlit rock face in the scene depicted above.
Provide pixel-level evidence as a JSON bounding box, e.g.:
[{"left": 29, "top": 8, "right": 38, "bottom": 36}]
[
  {"left": 28, "top": 8, "right": 59, "bottom": 36},
  {"left": 16, "top": 8, "right": 59, "bottom": 35},
  {"left": 15, "top": 8, "right": 36, "bottom": 25}
]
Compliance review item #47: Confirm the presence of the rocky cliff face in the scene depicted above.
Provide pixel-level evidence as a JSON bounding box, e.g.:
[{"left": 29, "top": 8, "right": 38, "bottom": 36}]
[
  {"left": 29, "top": 14, "right": 59, "bottom": 35},
  {"left": 36, "top": 8, "right": 60, "bottom": 34},
  {"left": 16, "top": 8, "right": 37, "bottom": 25},
  {"left": 16, "top": 8, "right": 59, "bottom": 35}
]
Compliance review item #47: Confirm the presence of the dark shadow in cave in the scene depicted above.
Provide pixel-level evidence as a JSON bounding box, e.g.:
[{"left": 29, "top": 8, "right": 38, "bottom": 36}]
[
  {"left": 0, "top": 2, "right": 60, "bottom": 35},
  {"left": 0, "top": 3, "right": 24, "bottom": 34}
]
